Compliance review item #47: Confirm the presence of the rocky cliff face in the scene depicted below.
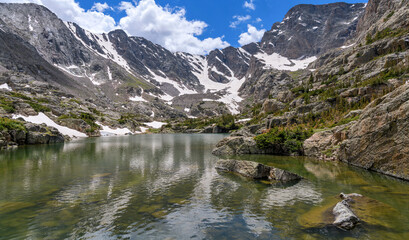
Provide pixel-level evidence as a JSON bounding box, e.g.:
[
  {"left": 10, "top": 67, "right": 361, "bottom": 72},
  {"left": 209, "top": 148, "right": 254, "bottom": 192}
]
[
  {"left": 356, "top": 0, "right": 406, "bottom": 37},
  {"left": 338, "top": 84, "right": 409, "bottom": 180},
  {"left": 299, "top": 0, "right": 409, "bottom": 180},
  {"left": 261, "top": 2, "right": 366, "bottom": 59}
]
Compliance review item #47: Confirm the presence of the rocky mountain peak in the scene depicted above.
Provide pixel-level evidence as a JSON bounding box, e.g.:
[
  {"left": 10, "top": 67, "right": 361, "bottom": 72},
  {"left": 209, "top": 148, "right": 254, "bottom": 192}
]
[{"left": 260, "top": 2, "right": 366, "bottom": 59}]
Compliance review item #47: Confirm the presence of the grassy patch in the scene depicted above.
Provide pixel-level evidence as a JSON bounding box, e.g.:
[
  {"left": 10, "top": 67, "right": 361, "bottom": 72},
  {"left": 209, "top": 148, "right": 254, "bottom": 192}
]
[
  {"left": 0, "top": 97, "right": 15, "bottom": 113},
  {"left": 9, "top": 92, "right": 31, "bottom": 100},
  {"left": 59, "top": 111, "right": 99, "bottom": 132},
  {"left": 26, "top": 101, "right": 51, "bottom": 112},
  {"left": 68, "top": 98, "right": 81, "bottom": 105},
  {"left": 358, "top": 65, "right": 409, "bottom": 87},
  {"left": 169, "top": 114, "right": 239, "bottom": 131},
  {"left": 0, "top": 117, "right": 26, "bottom": 132},
  {"left": 118, "top": 113, "right": 149, "bottom": 124},
  {"left": 330, "top": 116, "right": 359, "bottom": 128}
]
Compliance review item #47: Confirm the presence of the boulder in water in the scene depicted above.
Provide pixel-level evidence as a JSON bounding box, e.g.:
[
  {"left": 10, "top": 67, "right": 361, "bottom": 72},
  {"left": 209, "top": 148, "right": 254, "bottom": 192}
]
[
  {"left": 215, "top": 159, "right": 302, "bottom": 182},
  {"left": 332, "top": 200, "right": 360, "bottom": 230}
]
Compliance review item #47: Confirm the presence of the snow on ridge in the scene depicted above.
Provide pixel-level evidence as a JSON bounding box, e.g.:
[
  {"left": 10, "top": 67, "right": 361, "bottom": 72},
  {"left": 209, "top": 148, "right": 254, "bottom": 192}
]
[
  {"left": 57, "top": 64, "right": 104, "bottom": 86},
  {"left": 28, "top": 15, "right": 33, "bottom": 31},
  {"left": 236, "top": 118, "right": 251, "bottom": 123},
  {"left": 183, "top": 53, "right": 244, "bottom": 114},
  {"left": 55, "top": 65, "right": 84, "bottom": 78},
  {"left": 129, "top": 95, "right": 147, "bottom": 102},
  {"left": 107, "top": 66, "right": 113, "bottom": 81},
  {"left": 340, "top": 43, "right": 355, "bottom": 49},
  {"left": 64, "top": 21, "right": 132, "bottom": 74},
  {"left": 12, "top": 113, "right": 87, "bottom": 138},
  {"left": 145, "top": 67, "right": 197, "bottom": 97},
  {"left": 92, "top": 32, "right": 132, "bottom": 72},
  {"left": 214, "top": 56, "right": 235, "bottom": 77},
  {"left": 0, "top": 83, "right": 12, "bottom": 91},
  {"left": 254, "top": 51, "right": 317, "bottom": 71}
]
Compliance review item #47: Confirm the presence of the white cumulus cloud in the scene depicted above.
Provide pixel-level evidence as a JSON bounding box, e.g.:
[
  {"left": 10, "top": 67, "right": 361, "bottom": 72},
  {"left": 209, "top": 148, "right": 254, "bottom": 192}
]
[
  {"left": 244, "top": 0, "right": 255, "bottom": 10},
  {"left": 230, "top": 15, "right": 251, "bottom": 28},
  {"left": 238, "top": 24, "right": 265, "bottom": 46},
  {"left": 1, "top": 0, "right": 116, "bottom": 33},
  {"left": 91, "top": 2, "right": 112, "bottom": 12},
  {"left": 118, "top": 0, "right": 229, "bottom": 54}
]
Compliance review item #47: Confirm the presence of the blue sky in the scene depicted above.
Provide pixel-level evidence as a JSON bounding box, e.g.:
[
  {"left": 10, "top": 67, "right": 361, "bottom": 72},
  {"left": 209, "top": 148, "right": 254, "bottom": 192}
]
[{"left": 2, "top": 0, "right": 366, "bottom": 54}]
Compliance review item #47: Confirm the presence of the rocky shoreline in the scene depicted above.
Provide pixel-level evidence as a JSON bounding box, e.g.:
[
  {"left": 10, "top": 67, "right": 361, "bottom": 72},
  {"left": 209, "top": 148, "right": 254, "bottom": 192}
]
[{"left": 0, "top": 121, "right": 65, "bottom": 149}]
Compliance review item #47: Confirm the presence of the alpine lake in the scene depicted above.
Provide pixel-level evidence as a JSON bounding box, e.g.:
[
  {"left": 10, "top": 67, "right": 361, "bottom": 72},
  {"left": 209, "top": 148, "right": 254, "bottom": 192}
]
[{"left": 0, "top": 134, "right": 408, "bottom": 240}]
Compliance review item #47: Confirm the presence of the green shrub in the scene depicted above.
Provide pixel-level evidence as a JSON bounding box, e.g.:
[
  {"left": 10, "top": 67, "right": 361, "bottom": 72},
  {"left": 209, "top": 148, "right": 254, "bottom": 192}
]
[
  {"left": 26, "top": 101, "right": 51, "bottom": 112},
  {"left": 384, "top": 11, "right": 395, "bottom": 22},
  {"left": 0, "top": 117, "right": 26, "bottom": 131},
  {"left": 366, "top": 27, "right": 408, "bottom": 45},
  {"left": 216, "top": 114, "right": 238, "bottom": 130},
  {"left": 35, "top": 97, "right": 50, "bottom": 103},
  {"left": 0, "top": 97, "right": 15, "bottom": 113},
  {"left": 9, "top": 92, "right": 31, "bottom": 100},
  {"left": 330, "top": 116, "right": 359, "bottom": 128},
  {"left": 254, "top": 127, "right": 313, "bottom": 153}
]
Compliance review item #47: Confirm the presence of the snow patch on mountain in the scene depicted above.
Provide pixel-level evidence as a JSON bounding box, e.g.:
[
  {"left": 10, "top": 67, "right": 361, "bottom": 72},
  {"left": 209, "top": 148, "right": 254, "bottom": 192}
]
[
  {"left": 129, "top": 95, "right": 147, "bottom": 102},
  {"left": 64, "top": 22, "right": 131, "bottom": 73},
  {"left": 55, "top": 65, "right": 84, "bottom": 78},
  {"left": 97, "top": 122, "right": 133, "bottom": 136},
  {"left": 0, "top": 83, "right": 11, "bottom": 91},
  {"left": 13, "top": 113, "right": 87, "bottom": 138},
  {"left": 28, "top": 15, "right": 33, "bottom": 31},
  {"left": 254, "top": 52, "right": 317, "bottom": 71},
  {"left": 107, "top": 66, "right": 113, "bottom": 81},
  {"left": 144, "top": 121, "right": 167, "bottom": 129},
  {"left": 145, "top": 67, "right": 197, "bottom": 96},
  {"left": 179, "top": 53, "right": 243, "bottom": 114},
  {"left": 340, "top": 43, "right": 355, "bottom": 49}
]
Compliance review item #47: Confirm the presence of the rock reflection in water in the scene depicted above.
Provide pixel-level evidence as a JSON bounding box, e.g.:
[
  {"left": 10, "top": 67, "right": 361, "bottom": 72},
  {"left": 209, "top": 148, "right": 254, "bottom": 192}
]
[{"left": 262, "top": 180, "right": 322, "bottom": 208}]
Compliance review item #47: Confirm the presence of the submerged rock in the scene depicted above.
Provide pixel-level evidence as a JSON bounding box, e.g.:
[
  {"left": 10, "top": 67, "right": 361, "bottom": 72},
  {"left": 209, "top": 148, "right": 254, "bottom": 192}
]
[
  {"left": 215, "top": 159, "right": 302, "bottom": 182},
  {"left": 270, "top": 168, "right": 303, "bottom": 182},
  {"left": 299, "top": 192, "right": 398, "bottom": 231}
]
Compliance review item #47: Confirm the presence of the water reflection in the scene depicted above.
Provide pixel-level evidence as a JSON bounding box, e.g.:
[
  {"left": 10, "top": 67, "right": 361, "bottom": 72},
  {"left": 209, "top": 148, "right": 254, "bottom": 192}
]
[{"left": 0, "top": 134, "right": 409, "bottom": 240}]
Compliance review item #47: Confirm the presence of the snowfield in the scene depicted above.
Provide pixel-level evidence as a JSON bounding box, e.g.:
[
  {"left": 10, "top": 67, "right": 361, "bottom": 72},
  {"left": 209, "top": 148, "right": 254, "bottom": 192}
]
[
  {"left": 0, "top": 83, "right": 11, "bottom": 91},
  {"left": 144, "top": 121, "right": 167, "bottom": 129},
  {"left": 254, "top": 52, "right": 317, "bottom": 71},
  {"left": 97, "top": 122, "right": 133, "bottom": 136},
  {"left": 13, "top": 113, "right": 87, "bottom": 138}
]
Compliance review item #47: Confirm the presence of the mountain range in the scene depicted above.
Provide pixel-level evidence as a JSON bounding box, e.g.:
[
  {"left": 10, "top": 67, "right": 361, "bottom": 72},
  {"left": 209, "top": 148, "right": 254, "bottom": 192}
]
[{"left": 0, "top": 2, "right": 365, "bottom": 117}]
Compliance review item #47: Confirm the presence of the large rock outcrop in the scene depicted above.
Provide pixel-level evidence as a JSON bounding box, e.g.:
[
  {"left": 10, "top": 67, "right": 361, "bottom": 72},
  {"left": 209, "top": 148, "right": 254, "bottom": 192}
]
[
  {"left": 338, "top": 84, "right": 409, "bottom": 180},
  {"left": 0, "top": 122, "right": 65, "bottom": 149},
  {"left": 212, "top": 137, "right": 264, "bottom": 156},
  {"left": 304, "top": 84, "right": 409, "bottom": 180}
]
